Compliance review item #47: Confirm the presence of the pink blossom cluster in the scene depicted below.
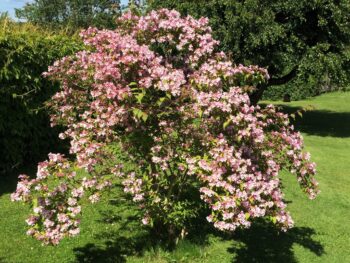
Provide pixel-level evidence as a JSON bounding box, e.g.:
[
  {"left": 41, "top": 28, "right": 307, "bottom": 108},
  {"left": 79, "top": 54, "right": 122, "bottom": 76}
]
[
  {"left": 116, "top": 9, "right": 218, "bottom": 66},
  {"left": 11, "top": 152, "right": 112, "bottom": 245},
  {"left": 12, "top": 9, "right": 318, "bottom": 244},
  {"left": 11, "top": 154, "right": 81, "bottom": 245}
]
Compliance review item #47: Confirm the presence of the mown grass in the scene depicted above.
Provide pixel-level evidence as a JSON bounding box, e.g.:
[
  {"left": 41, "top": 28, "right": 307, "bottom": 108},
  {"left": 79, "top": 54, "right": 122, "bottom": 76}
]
[{"left": 1, "top": 91, "right": 350, "bottom": 262}]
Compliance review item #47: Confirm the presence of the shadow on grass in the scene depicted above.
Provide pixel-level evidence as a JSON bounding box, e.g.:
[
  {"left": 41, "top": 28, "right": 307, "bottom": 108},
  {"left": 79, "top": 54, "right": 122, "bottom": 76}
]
[
  {"left": 73, "top": 193, "right": 215, "bottom": 263},
  {"left": 73, "top": 233, "right": 150, "bottom": 263},
  {"left": 73, "top": 184, "right": 215, "bottom": 262},
  {"left": 228, "top": 220, "right": 324, "bottom": 262},
  {"left": 269, "top": 104, "right": 350, "bottom": 138},
  {"left": 73, "top": 196, "right": 154, "bottom": 263},
  {"left": 73, "top": 199, "right": 324, "bottom": 263},
  {"left": 0, "top": 164, "right": 37, "bottom": 196},
  {"left": 0, "top": 138, "right": 70, "bottom": 196},
  {"left": 0, "top": 176, "right": 18, "bottom": 197}
]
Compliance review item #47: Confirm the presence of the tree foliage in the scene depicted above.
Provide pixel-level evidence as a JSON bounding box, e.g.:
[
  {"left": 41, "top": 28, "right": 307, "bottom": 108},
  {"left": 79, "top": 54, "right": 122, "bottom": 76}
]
[
  {"left": 148, "top": 0, "right": 350, "bottom": 101},
  {"left": 15, "top": 0, "right": 122, "bottom": 30}
]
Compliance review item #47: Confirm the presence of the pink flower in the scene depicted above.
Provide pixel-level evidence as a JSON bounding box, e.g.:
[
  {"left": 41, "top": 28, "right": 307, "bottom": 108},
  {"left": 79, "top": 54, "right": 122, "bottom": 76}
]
[
  {"left": 69, "top": 228, "right": 80, "bottom": 236},
  {"left": 44, "top": 219, "right": 55, "bottom": 228},
  {"left": 142, "top": 216, "right": 150, "bottom": 225},
  {"left": 57, "top": 213, "right": 69, "bottom": 223},
  {"left": 68, "top": 206, "right": 81, "bottom": 216},
  {"left": 68, "top": 198, "right": 77, "bottom": 206},
  {"left": 88, "top": 193, "right": 100, "bottom": 203},
  {"left": 71, "top": 187, "right": 84, "bottom": 198},
  {"left": 25, "top": 216, "right": 38, "bottom": 226}
]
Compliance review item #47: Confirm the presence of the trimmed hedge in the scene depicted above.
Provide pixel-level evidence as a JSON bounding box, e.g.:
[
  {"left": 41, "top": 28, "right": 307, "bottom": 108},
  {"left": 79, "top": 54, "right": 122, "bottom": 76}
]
[{"left": 0, "top": 18, "right": 82, "bottom": 174}]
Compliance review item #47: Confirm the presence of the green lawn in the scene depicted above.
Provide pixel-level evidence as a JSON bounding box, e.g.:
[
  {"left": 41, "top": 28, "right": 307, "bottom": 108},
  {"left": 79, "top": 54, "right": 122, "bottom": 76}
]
[{"left": 1, "top": 91, "right": 350, "bottom": 262}]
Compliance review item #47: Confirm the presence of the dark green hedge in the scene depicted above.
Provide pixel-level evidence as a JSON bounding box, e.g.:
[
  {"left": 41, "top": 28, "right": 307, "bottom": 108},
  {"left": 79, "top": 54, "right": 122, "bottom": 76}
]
[{"left": 0, "top": 19, "right": 82, "bottom": 174}]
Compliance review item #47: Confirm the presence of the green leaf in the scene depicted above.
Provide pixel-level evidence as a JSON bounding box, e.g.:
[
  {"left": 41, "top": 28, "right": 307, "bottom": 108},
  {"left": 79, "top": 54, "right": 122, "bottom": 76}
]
[
  {"left": 223, "top": 118, "right": 232, "bottom": 129},
  {"left": 140, "top": 111, "right": 148, "bottom": 122},
  {"left": 192, "top": 118, "right": 201, "bottom": 128},
  {"left": 132, "top": 108, "right": 148, "bottom": 122},
  {"left": 198, "top": 109, "right": 203, "bottom": 118},
  {"left": 157, "top": 97, "right": 166, "bottom": 106},
  {"left": 129, "top": 82, "right": 138, "bottom": 87},
  {"left": 132, "top": 108, "right": 142, "bottom": 118},
  {"left": 271, "top": 216, "right": 277, "bottom": 224},
  {"left": 135, "top": 91, "right": 145, "bottom": 104},
  {"left": 32, "top": 198, "right": 38, "bottom": 210}
]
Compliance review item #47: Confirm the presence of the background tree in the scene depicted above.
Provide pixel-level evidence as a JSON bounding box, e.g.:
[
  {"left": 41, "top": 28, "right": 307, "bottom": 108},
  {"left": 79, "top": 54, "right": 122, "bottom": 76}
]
[
  {"left": 148, "top": 0, "right": 350, "bottom": 102},
  {"left": 15, "top": 0, "right": 122, "bottom": 30}
]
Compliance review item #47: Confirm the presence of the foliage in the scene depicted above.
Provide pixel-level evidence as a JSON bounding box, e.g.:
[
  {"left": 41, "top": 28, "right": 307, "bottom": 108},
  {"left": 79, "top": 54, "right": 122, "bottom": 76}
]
[
  {"left": 264, "top": 46, "right": 350, "bottom": 100},
  {"left": 0, "top": 17, "right": 82, "bottom": 173},
  {"left": 148, "top": 0, "right": 350, "bottom": 101},
  {"left": 15, "top": 0, "right": 122, "bottom": 31},
  {"left": 12, "top": 9, "right": 318, "bottom": 246}
]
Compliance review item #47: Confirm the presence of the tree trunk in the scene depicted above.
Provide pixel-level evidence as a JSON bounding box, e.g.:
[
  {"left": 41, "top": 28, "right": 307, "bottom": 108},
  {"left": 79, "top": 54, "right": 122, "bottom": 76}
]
[
  {"left": 249, "top": 66, "right": 298, "bottom": 105},
  {"left": 249, "top": 83, "right": 267, "bottom": 105}
]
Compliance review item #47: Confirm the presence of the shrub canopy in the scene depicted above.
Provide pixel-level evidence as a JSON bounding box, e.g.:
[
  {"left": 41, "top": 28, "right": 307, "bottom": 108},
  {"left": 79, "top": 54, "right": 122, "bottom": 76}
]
[{"left": 12, "top": 9, "right": 318, "bottom": 246}]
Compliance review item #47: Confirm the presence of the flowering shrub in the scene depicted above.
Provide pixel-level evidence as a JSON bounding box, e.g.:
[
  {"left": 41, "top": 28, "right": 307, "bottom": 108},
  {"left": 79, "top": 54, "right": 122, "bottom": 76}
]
[{"left": 12, "top": 9, "right": 319, "bottom": 245}]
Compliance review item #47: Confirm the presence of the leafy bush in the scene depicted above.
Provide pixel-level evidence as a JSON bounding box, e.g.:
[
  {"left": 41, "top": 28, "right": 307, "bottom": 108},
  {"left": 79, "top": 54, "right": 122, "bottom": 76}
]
[
  {"left": 0, "top": 17, "right": 82, "bottom": 173},
  {"left": 12, "top": 10, "right": 318, "bottom": 246}
]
